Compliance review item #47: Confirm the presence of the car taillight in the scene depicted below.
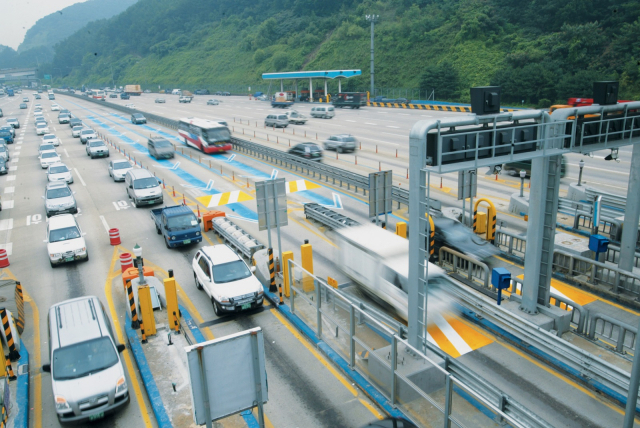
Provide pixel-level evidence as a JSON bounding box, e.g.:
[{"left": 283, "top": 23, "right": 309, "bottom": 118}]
[{"left": 305, "top": 154, "right": 310, "bottom": 157}]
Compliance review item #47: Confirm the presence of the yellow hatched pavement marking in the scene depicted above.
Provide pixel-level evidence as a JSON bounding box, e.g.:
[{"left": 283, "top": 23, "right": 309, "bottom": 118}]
[
  {"left": 196, "top": 190, "right": 253, "bottom": 208},
  {"left": 514, "top": 274, "right": 596, "bottom": 308},
  {"left": 285, "top": 179, "right": 320, "bottom": 193},
  {"left": 427, "top": 314, "right": 493, "bottom": 358}
]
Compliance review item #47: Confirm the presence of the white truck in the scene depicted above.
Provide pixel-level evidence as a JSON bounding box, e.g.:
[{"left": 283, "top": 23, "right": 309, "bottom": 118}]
[
  {"left": 283, "top": 110, "right": 308, "bottom": 125},
  {"left": 333, "top": 224, "right": 453, "bottom": 321}
]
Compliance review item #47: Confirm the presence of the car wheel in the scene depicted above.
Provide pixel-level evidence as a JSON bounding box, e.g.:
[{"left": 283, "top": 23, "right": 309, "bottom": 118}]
[
  {"left": 337, "top": 147, "right": 343, "bottom": 154},
  {"left": 50, "top": 260, "right": 56, "bottom": 268},
  {"left": 165, "top": 238, "right": 171, "bottom": 249},
  {"left": 156, "top": 226, "right": 161, "bottom": 235},
  {"left": 213, "top": 299, "right": 222, "bottom": 316},
  {"left": 194, "top": 273, "right": 203, "bottom": 290},
  {"left": 84, "top": 252, "right": 90, "bottom": 262}
]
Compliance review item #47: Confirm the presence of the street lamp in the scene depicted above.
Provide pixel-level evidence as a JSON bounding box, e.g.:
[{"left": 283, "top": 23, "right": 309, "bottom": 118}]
[
  {"left": 578, "top": 159, "right": 585, "bottom": 186},
  {"left": 365, "top": 14, "right": 379, "bottom": 97},
  {"left": 133, "top": 244, "right": 146, "bottom": 286},
  {"left": 519, "top": 170, "right": 526, "bottom": 197}
]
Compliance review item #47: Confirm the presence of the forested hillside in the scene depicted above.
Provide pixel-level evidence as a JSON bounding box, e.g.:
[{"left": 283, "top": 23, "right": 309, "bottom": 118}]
[
  {"left": 48, "top": 0, "right": 640, "bottom": 104},
  {"left": 0, "top": 0, "right": 137, "bottom": 69}
]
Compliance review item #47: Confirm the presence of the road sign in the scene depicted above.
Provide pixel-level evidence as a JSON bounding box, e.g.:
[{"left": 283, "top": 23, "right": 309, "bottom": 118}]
[
  {"left": 256, "top": 178, "right": 287, "bottom": 231},
  {"left": 458, "top": 169, "right": 477, "bottom": 200},
  {"left": 369, "top": 171, "right": 392, "bottom": 218},
  {"left": 44, "top": 75, "right": 51, "bottom": 80}
]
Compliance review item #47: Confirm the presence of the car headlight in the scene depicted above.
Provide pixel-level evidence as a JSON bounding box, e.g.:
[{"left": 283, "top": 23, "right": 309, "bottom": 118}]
[
  {"left": 196, "top": 231, "right": 200, "bottom": 236},
  {"left": 116, "top": 376, "right": 127, "bottom": 394},
  {"left": 55, "top": 395, "right": 70, "bottom": 411},
  {"left": 50, "top": 253, "right": 61, "bottom": 258},
  {"left": 75, "top": 247, "right": 85, "bottom": 254},
  {"left": 170, "top": 236, "right": 175, "bottom": 240}
]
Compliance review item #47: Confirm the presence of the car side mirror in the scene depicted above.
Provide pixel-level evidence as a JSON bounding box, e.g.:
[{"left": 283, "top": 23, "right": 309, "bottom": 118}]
[
  {"left": 129, "top": 185, "right": 133, "bottom": 189},
  {"left": 198, "top": 218, "right": 202, "bottom": 224},
  {"left": 250, "top": 266, "right": 257, "bottom": 273},
  {"left": 43, "top": 239, "right": 48, "bottom": 243},
  {"left": 42, "top": 364, "right": 51, "bottom": 373},
  {"left": 116, "top": 344, "right": 126, "bottom": 353}
]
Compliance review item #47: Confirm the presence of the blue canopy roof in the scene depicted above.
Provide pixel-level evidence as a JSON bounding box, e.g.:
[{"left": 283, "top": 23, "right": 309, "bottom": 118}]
[{"left": 262, "top": 70, "right": 361, "bottom": 80}]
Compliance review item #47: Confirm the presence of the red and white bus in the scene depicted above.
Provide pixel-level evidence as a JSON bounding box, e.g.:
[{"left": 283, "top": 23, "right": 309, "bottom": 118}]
[
  {"left": 87, "top": 89, "right": 106, "bottom": 100},
  {"left": 177, "top": 117, "right": 232, "bottom": 154}
]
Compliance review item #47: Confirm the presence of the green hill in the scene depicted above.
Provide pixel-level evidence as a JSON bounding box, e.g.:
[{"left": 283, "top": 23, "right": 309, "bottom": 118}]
[{"left": 49, "top": 0, "right": 640, "bottom": 104}]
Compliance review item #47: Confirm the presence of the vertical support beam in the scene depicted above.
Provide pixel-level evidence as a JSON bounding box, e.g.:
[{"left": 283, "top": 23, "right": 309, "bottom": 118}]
[
  {"left": 301, "top": 243, "right": 314, "bottom": 292},
  {"left": 338, "top": 78, "right": 341, "bottom": 94},
  {"left": 619, "top": 144, "right": 640, "bottom": 275},
  {"left": 324, "top": 80, "right": 328, "bottom": 97},
  {"left": 521, "top": 155, "right": 561, "bottom": 313},
  {"left": 164, "top": 275, "right": 180, "bottom": 332},
  {"left": 309, "top": 78, "right": 312, "bottom": 101},
  {"left": 408, "top": 129, "right": 428, "bottom": 350},
  {"left": 282, "top": 251, "right": 293, "bottom": 297},
  {"left": 280, "top": 79, "right": 283, "bottom": 92},
  {"left": 138, "top": 285, "right": 156, "bottom": 336}
]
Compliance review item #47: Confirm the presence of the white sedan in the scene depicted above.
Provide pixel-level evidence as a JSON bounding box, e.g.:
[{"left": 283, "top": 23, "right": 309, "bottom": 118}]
[
  {"left": 86, "top": 139, "right": 109, "bottom": 159},
  {"left": 108, "top": 159, "right": 132, "bottom": 182},
  {"left": 36, "top": 123, "right": 50, "bottom": 135},
  {"left": 51, "top": 103, "right": 60, "bottom": 111},
  {"left": 47, "top": 162, "right": 73, "bottom": 184},
  {"left": 42, "top": 134, "right": 60, "bottom": 147},
  {"left": 39, "top": 151, "right": 61, "bottom": 169}
]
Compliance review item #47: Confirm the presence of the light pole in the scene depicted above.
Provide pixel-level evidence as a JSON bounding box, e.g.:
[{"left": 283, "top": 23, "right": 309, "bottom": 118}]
[
  {"left": 365, "top": 14, "right": 379, "bottom": 97},
  {"left": 133, "top": 244, "right": 146, "bottom": 286},
  {"left": 577, "top": 159, "right": 585, "bottom": 186},
  {"left": 519, "top": 170, "right": 526, "bottom": 197},
  {"left": 109, "top": 64, "right": 116, "bottom": 90}
]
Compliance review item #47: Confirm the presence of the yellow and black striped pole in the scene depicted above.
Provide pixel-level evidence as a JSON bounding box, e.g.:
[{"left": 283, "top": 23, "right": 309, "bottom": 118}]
[
  {"left": 0, "top": 309, "right": 19, "bottom": 361},
  {"left": 14, "top": 281, "right": 24, "bottom": 335},
  {"left": 140, "top": 319, "right": 147, "bottom": 344},
  {"left": 489, "top": 211, "right": 497, "bottom": 244},
  {"left": 172, "top": 311, "right": 179, "bottom": 332},
  {"left": 473, "top": 208, "right": 478, "bottom": 234},
  {"left": 268, "top": 248, "right": 277, "bottom": 292},
  {"left": 126, "top": 280, "right": 140, "bottom": 329},
  {"left": 4, "top": 355, "right": 16, "bottom": 381}
]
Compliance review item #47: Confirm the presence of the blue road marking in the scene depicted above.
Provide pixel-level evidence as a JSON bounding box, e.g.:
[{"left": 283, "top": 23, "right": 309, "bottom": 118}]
[
  {"left": 15, "top": 338, "right": 29, "bottom": 428},
  {"left": 69, "top": 101, "right": 258, "bottom": 220}
]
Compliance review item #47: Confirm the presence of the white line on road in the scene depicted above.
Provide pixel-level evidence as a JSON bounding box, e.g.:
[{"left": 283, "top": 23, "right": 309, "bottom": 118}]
[
  {"left": 2, "top": 201, "right": 13, "bottom": 209},
  {"left": 386, "top": 126, "right": 399, "bottom": 128},
  {"left": 346, "top": 120, "right": 356, "bottom": 122},
  {"left": 64, "top": 149, "right": 70, "bottom": 158},
  {"left": 365, "top": 122, "right": 377, "bottom": 125},
  {"left": 13, "top": 152, "right": 20, "bottom": 156},
  {"left": 8, "top": 166, "right": 16, "bottom": 171},
  {"left": 74, "top": 168, "right": 86, "bottom": 186},
  {"left": 6, "top": 175, "right": 15, "bottom": 181},
  {"left": 4, "top": 187, "right": 14, "bottom": 194},
  {"left": 0, "top": 219, "right": 13, "bottom": 231},
  {"left": 99, "top": 215, "right": 110, "bottom": 234}
]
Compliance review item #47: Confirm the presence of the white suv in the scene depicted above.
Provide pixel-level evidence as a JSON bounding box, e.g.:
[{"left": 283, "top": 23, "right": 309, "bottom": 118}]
[{"left": 192, "top": 245, "right": 264, "bottom": 316}]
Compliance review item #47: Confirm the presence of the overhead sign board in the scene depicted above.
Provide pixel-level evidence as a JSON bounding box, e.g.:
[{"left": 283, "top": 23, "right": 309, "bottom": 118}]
[{"left": 256, "top": 178, "right": 288, "bottom": 231}]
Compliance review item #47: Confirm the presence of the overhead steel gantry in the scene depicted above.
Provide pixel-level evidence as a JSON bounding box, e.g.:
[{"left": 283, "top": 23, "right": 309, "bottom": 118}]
[
  {"left": 407, "top": 98, "right": 640, "bottom": 353},
  {"left": 261, "top": 69, "right": 362, "bottom": 99}
]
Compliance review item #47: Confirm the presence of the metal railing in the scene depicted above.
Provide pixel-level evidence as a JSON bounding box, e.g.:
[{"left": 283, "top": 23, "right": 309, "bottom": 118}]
[
  {"left": 437, "top": 248, "right": 490, "bottom": 290},
  {"left": 605, "top": 244, "right": 640, "bottom": 267},
  {"left": 210, "top": 217, "right": 265, "bottom": 260},
  {"left": 494, "top": 229, "right": 526, "bottom": 258},
  {"left": 587, "top": 313, "right": 637, "bottom": 355},
  {"left": 303, "top": 203, "right": 360, "bottom": 229},
  {"left": 285, "top": 259, "right": 553, "bottom": 428}
]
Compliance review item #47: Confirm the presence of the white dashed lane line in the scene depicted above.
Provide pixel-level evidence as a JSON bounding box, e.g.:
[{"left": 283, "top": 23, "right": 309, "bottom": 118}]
[
  {"left": 3, "top": 187, "right": 14, "bottom": 194},
  {"left": 6, "top": 176, "right": 15, "bottom": 181},
  {"left": 74, "top": 168, "right": 87, "bottom": 186}
]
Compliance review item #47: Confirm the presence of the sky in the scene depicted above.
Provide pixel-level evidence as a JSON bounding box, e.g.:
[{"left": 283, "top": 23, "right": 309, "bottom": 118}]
[{"left": 2, "top": 0, "right": 88, "bottom": 50}]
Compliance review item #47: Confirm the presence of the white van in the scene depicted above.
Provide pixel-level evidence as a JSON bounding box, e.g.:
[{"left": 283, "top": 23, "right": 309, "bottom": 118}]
[
  {"left": 124, "top": 169, "right": 163, "bottom": 207},
  {"left": 42, "top": 296, "right": 129, "bottom": 423},
  {"left": 171, "top": 89, "right": 182, "bottom": 95},
  {"left": 310, "top": 106, "right": 335, "bottom": 119}
]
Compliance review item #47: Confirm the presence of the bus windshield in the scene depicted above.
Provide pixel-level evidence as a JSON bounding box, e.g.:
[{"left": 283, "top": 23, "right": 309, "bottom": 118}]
[{"left": 202, "top": 127, "right": 230, "bottom": 144}]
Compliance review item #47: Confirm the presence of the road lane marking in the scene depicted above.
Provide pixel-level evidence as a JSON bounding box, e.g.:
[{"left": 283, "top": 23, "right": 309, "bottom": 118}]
[
  {"left": 73, "top": 168, "right": 86, "bottom": 186},
  {"left": 0, "top": 219, "right": 13, "bottom": 231},
  {"left": 4, "top": 187, "right": 14, "bottom": 194},
  {"left": 64, "top": 149, "right": 70, "bottom": 158},
  {"left": 99, "top": 215, "right": 110, "bottom": 234},
  {"left": 10, "top": 158, "right": 18, "bottom": 163},
  {"left": 2, "top": 201, "right": 13, "bottom": 209},
  {"left": 13, "top": 152, "right": 20, "bottom": 156},
  {"left": 365, "top": 122, "right": 377, "bottom": 125},
  {"left": 104, "top": 247, "right": 153, "bottom": 428},
  {"left": 6, "top": 175, "right": 15, "bottom": 181}
]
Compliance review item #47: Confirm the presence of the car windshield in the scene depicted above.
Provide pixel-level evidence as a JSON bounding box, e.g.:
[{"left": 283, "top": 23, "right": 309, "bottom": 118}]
[
  {"left": 73, "top": 126, "right": 83, "bottom": 131},
  {"left": 81, "top": 130, "right": 93, "bottom": 135},
  {"left": 133, "top": 177, "right": 159, "bottom": 189},
  {"left": 113, "top": 162, "right": 131, "bottom": 170},
  {"left": 52, "top": 337, "right": 118, "bottom": 380},
  {"left": 40, "top": 144, "right": 55, "bottom": 151},
  {"left": 46, "top": 187, "right": 71, "bottom": 199},
  {"left": 153, "top": 140, "right": 172, "bottom": 148},
  {"left": 212, "top": 260, "right": 252, "bottom": 284},
  {"left": 59, "top": 114, "right": 69, "bottom": 118},
  {"left": 340, "top": 136, "right": 356, "bottom": 142},
  {"left": 202, "top": 127, "right": 230, "bottom": 143},
  {"left": 50, "top": 166, "right": 68, "bottom": 174},
  {"left": 37, "top": 124, "right": 46, "bottom": 128},
  {"left": 90, "top": 141, "right": 105, "bottom": 147},
  {"left": 0, "top": 147, "right": 6, "bottom": 153},
  {"left": 133, "top": 114, "right": 144, "bottom": 119},
  {"left": 42, "top": 152, "right": 58, "bottom": 159},
  {"left": 44, "top": 136, "right": 55, "bottom": 140},
  {"left": 166, "top": 213, "right": 198, "bottom": 230}
]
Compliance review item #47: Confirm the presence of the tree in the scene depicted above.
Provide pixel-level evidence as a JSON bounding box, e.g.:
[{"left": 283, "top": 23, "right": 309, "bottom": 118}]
[{"left": 419, "top": 61, "right": 460, "bottom": 100}]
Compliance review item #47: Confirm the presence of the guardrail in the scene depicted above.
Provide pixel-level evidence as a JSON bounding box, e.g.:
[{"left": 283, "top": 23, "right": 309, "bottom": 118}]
[
  {"left": 303, "top": 203, "right": 360, "bottom": 229},
  {"left": 210, "top": 217, "right": 265, "bottom": 260},
  {"left": 605, "top": 243, "right": 640, "bottom": 267},
  {"left": 587, "top": 312, "right": 637, "bottom": 355},
  {"left": 285, "top": 259, "right": 552, "bottom": 428},
  {"left": 494, "top": 229, "right": 526, "bottom": 258},
  {"left": 437, "top": 247, "right": 490, "bottom": 290}
]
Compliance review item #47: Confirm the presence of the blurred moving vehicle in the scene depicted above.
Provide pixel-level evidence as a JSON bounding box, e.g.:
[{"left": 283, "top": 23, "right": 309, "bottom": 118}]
[
  {"left": 42, "top": 133, "right": 59, "bottom": 147},
  {"left": 79, "top": 128, "right": 96, "bottom": 144},
  {"left": 332, "top": 92, "right": 366, "bottom": 109},
  {"left": 323, "top": 134, "right": 357, "bottom": 153},
  {"left": 6, "top": 118, "right": 19, "bottom": 128},
  {"left": 333, "top": 224, "right": 454, "bottom": 321},
  {"left": 40, "top": 151, "right": 61, "bottom": 169},
  {"left": 147, "top": 136, "right": 174, "bottom": 159},
  {"left": 430, "top": 213, "right": 499, "bottom": 262},
  {"left": 310, "top": 106, "right": 335, "bottom": 119},
  {"left": 502, "top": 155, "right": 568, "bottom": 178},
  {"left": 206, "top": 99, "right": 220, "bottom": 105},
  {"left": 179, "top": 96, "right": 192, "bottom": 103},
  {"left": 283, "top": 110, "right": 307, "bottom": 125},
  {"left": 155, "top": 98, "right": 166, "bottom": 103},
  {"left": 0, "top": 158, "right": 7, "bottom": 175},
  {"left": 19, "top": 103, "right": 27, "bottom": 109},
  {"left": 72, "top": 125, "right": 84, "bottom": 138},
  {"left": 265, "top": 114, "right": 289, "bottom": 128},
  {"left": 130, "top": 113, "right": 147, "bottom": 124},
  {"left": 288, "top": 142, "right": 322, "bottom": 162},
  {"left": 177, "top": 117, "right": 232, "bottom": 154}
]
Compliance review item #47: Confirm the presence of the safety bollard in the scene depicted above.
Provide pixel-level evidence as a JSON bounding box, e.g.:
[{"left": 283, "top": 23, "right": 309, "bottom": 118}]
[
  {"left": 138, "top": 285, "right": 156, "bottom": 336},
  {"left": 126, "top": 280, "right": 140, "bottom": 329},
  {"left": 0, "top": 309, "right": 19, "bottom": 361},
  {"left": 109, "top": 228, "right": 121, "bottom": 245},
  {"left": 163, "top": 179, "right": 166, "bottom": 189},
  {"left": 1, "top": 352, "right": 16, "bottom": 381},
  {"left": 15, "top": 281, "right": 24, "bottom": 334},
  {"left": 301, "top": 241, "right": 314, "bottom": 292},
  {"left": 282, "top": 252, "right": 293, "bottom": 298},
  {"left": 120, "top": 253, "right": 134, "bottom": 273},
  {"left": 268, "top": 248, "right": 277, "bottom": 292},
  {"left": 183, "top": 194, "right": 186, "bottom": 205},
  {"left": 0, "top": 250, "right": 9, "bottom": 268},
  {"left": 140, "top": 319, "right": 147, "bottom": 344},
  {"left": 172, "top": 186, "right": 176, "bottom": 197}
]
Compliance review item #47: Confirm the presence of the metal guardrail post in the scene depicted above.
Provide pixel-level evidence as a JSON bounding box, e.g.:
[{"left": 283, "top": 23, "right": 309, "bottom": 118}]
[
  {"left": 349, "top": 306, "right": 356, "bottom": 369},
  {"left": 443, "top": 374, "right": 453, "bottom": 428},
  {"left": 315, "top": 279, "right": 322, "bottom": 339},
  {"left": 288, "top": 261, "right": 295, "bottom": 313},
  {"left": 390, "top": 335, "right": 397, "bottom": 408}
]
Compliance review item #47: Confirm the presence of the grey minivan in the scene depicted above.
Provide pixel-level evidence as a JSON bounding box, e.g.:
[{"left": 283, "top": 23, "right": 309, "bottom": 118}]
[
  {"left": 148, "top": 136, "right": 174, "bottom": 159},
  {"left": 42, "top": 296, "right": 129, "bottom": 423},
  {"left": 264, "top": 114, "right": 289, "bottom": 128}
]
